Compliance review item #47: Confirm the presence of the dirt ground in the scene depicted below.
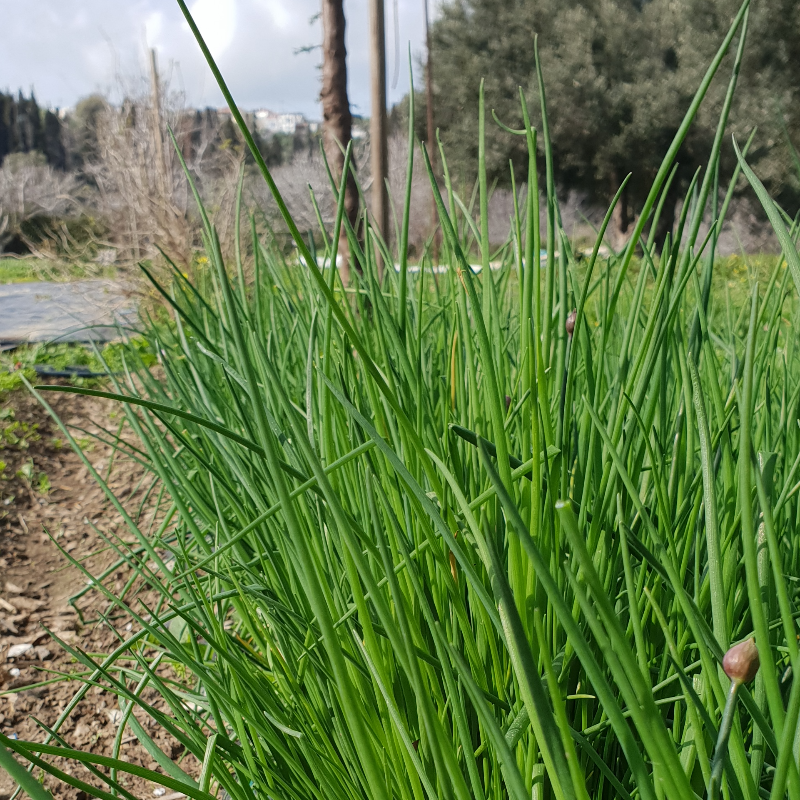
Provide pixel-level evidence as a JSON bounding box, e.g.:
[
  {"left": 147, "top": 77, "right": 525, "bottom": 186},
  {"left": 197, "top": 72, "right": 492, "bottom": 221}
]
[{"left": 0, "top": 388, "right": 197, "bottom": 799}]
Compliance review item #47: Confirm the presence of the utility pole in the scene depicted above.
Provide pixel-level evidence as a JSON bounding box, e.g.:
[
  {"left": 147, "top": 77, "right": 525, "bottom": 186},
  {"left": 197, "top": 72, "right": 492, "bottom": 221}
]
[
  {"left": 369, "top": 0, "right": 389, "bottom": 256},
  {"left": 423, "top": 0, "right": 439, "bottom": 255}
]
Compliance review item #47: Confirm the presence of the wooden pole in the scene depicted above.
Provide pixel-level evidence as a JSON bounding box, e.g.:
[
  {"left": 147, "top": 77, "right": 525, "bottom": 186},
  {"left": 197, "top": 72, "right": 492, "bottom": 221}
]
[
  {"left": 423, "top": 0, "right": 439, "bottom": 257},
  {"left": 369, "top": 0, "right": 389, "bottom": 256}
]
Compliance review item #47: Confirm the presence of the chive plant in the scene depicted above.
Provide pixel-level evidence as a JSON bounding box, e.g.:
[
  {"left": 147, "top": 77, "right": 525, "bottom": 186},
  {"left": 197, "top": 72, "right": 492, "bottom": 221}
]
[{"left": 5, "top": 0, "right": 800, "bottom": 798}]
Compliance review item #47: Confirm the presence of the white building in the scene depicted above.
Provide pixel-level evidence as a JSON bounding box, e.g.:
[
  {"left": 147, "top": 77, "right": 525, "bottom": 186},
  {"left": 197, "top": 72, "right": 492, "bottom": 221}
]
[{"left": 254, "top": 110, "right": 307, "bottom": 136}]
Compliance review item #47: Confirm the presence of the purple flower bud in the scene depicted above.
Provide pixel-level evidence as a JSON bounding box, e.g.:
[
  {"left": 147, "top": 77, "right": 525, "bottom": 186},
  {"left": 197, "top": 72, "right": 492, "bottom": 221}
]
[
  {"left": 566, "top": 309, "right": 577, "bottom": 338},
  {"left": 723, "top": 639, "right": 760, "bottom": 684}
]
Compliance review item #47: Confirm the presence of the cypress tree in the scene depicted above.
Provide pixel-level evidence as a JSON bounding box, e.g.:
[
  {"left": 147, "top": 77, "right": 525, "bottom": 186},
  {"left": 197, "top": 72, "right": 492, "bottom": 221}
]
[{"left": 43, "top": 109, "right": 66, "bottom": 170}]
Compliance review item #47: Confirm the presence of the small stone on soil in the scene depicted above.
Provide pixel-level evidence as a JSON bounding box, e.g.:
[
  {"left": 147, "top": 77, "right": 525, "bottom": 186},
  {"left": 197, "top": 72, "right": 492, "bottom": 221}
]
[{"left": 6, "top": 642, "right": 33, "bottom": 659}]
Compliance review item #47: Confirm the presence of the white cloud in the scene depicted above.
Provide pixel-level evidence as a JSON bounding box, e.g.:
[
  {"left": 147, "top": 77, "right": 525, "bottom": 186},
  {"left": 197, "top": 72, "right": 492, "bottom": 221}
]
[
  {"left": 0, "top": 0, "right": 433, "bottom": 118},
  {"left": 256, "top": 0, "right": 292, "bottom": 31},
  {"left": 82, "top": 41, "right": 114, "bottom": 80},
  {"left": 144, "top": 11, "right": 165, "bottom": 49},
  {"left": 188, "top": 0, "right": 238, "bottom": 60}
]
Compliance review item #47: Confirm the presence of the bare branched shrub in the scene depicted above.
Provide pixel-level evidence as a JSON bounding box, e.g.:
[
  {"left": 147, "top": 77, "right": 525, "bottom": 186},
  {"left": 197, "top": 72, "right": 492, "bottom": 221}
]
[
  {"left": 86, "top": 98, "right": 189, "bottom": 264},
  {"left": 0, "top": 154, "right": 83, "bottom": 253},
  {"left": 387, "top": 134, "right": 440, "bottom": 255},
  {"left": 245, "top": 137, "right": 367, "bottom": 240},
  {"left": 89, "top": 105, "right": 186, "bottom": 265},
  {"left": 82, "top": 69, "right": 245, "bottom": 269},
  {"left": 248, "top": 135, "right": 436, "bottom": 259}
]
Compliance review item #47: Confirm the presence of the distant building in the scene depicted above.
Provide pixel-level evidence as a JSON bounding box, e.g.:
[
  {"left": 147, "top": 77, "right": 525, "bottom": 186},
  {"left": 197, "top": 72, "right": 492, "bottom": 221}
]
[
  {"left": 216, "top": 106, "right": 255, "bottom": 131},
  {"left": 211, "top": 107, "right": 319, "bottom": 139},
  {"left": 351, "top": 115, "right": 368, "bottom": 140},
  {"left": 254, "top": 110, "right": 307, "bottom": 136}
]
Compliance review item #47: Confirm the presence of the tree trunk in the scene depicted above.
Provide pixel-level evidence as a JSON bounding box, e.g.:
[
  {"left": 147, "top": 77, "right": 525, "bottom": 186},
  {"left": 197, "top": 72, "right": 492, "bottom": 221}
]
[
  {"left": 610, "top": 169, "right": 630, "bottom": 250},
  {"left": 321, "top": 0, "right": 359, "bottom": 285},
  {"left": 652, "top": 182, "right": 678, "bottom": 252}
]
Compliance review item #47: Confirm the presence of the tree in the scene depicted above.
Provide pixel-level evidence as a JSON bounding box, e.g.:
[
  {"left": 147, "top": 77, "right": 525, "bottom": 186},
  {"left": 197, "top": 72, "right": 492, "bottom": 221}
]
[
  {"left": 252, "top": 129, "right": 284, "bottom": 168},
  {"left": 430, "top": 0, "right": 800, "bottom": 243},
  {"left": 0, "top": 91, "right": 63, "bottom": 169},
  {"left": 321, "top": 0, "right": 359, "bottom": 283},
  {"left": 68, "top": 94, "right": 108, "bottom": 170},
  {"left": 42, "top": 110, "right": 66, "bottom": 170},
  {"left": 13, "top": 91, "right": 45, "bottom": 155}
]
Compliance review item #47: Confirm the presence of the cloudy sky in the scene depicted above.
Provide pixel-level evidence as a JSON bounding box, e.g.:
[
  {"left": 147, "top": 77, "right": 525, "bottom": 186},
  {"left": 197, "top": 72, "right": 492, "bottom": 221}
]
[{"left": 4, "top": 0, "right": 434, "bottom": 118}]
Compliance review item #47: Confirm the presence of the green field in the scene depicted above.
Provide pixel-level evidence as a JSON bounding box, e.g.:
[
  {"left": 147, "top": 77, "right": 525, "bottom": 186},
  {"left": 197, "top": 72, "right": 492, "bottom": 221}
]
[{"left": 0, "top": 256, "right": 116, "bottom": 285}]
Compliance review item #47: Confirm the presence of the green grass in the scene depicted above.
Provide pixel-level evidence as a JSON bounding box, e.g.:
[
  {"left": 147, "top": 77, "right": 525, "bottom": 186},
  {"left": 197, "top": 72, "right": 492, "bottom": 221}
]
[
  {"left": 0, "top": 257, "right": 42, "bottom": 283},
  {"left": 0, "top": 341, "right": 155, "bottom": 396},
  {"left": 6, "top": 1, "right": 800, "bottom": 799},
  {"left": 0, "top": 256, "right": 117, "bottom": 284}
]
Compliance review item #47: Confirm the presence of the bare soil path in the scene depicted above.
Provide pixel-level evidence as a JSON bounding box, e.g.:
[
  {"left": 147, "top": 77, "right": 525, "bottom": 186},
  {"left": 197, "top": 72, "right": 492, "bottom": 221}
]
[{"left": 0, "top": 389, "right": 197, "bottom": 800}]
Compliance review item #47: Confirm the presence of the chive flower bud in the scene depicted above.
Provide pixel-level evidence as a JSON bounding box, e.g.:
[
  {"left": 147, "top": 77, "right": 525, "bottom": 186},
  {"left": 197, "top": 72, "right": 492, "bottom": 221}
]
[
  {"left": 566, "top": 309, "right": 577, "bottom": 338},
  {"left": 723, "top": 638, "right": 760, "bottom": 684}
]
